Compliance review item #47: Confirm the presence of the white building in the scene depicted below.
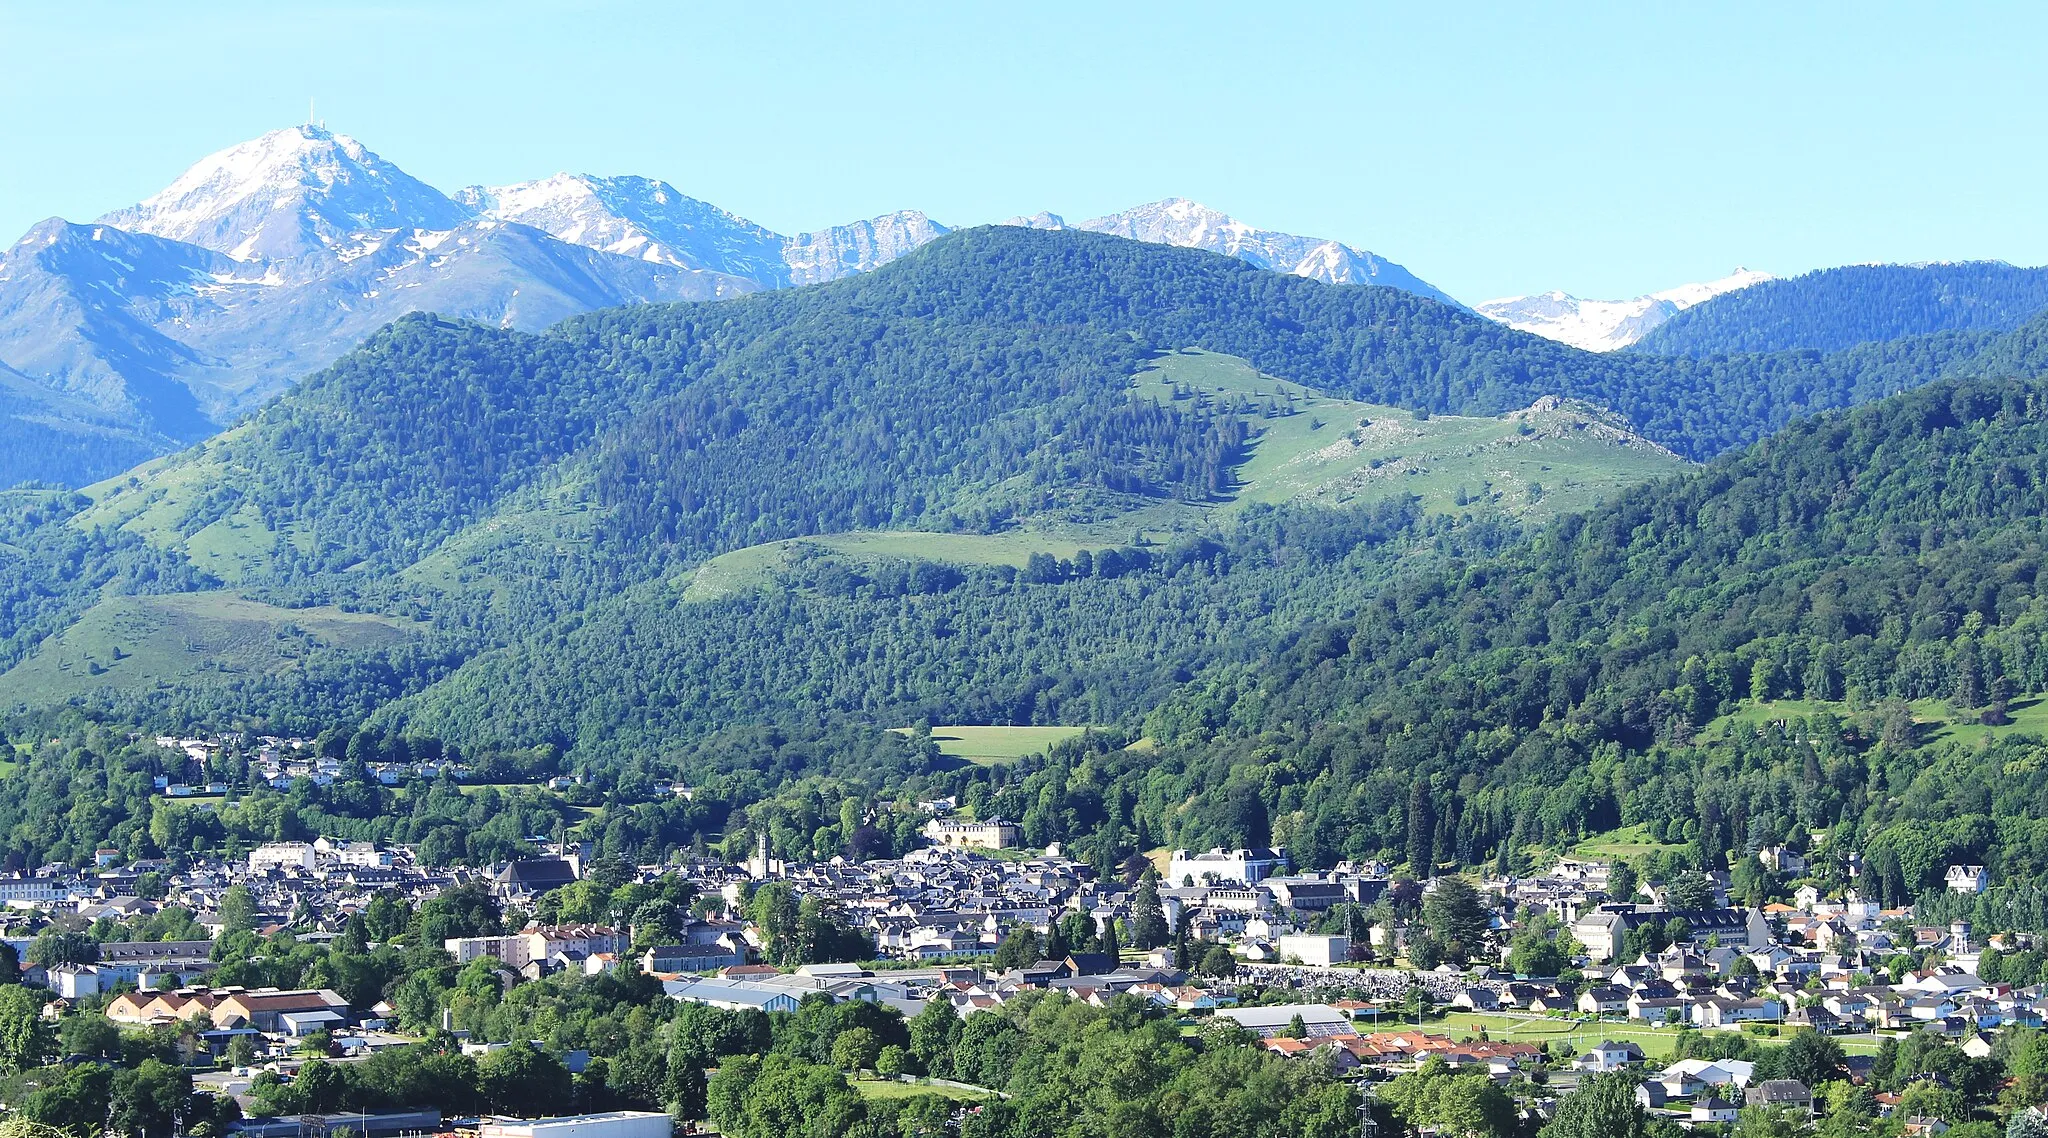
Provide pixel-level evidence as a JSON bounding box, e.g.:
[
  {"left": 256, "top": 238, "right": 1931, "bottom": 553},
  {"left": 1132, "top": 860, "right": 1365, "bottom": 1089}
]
[
  {"left": 0, "top": 875, "right": 69, "bottom": 903},
  {"left": 249, "top": 843, "right": 317, "bottom": 873},
  {"left": 314, "top": 839, "right": 389, "bottom": 868},
  {"left": 923, "top": 818, "right": 1022, "bottom": 851},
  {"left": 1167, "top": 847, "right": 1288, "bottom": 886},
  {"left": 1947, "top": 865, "right": 1991, "bottom": 894},
  {"left": 1276, "top": 934, "right": 1350, "bottom": 967},
  {"left": 477, "top": 1113, "right": 671, "bottom": 1138}
]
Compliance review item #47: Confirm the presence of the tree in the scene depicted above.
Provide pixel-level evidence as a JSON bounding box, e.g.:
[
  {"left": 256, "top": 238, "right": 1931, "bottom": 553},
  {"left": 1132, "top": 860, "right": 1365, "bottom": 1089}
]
[
  {"left": 908, "top": 999, "right": 960, "bottom": 1078},
  {"left": 226, "top": 1034, "right": 259, "bottom": 1069},
  {"left": 747, "top": 882, "right": 801, "bottom": 967},
  {"left": 1665, "top": 871, "right": 1714, "bottom": 910},
  {"left": 1130, "top": 869, "right": 1168, "bottom": 950},
  {"left": 27, "top": 930, "right": 98, "bottom": 968},
  {"left": 669, "top": 1059, "right": 707, "bottom": 1121},
  {"left": 831, "top": 1027, "right": 879, "bottom": 1076},
  {"left": 23, "top": 1062, "right": 116, "bottom": 1135},
  {"left": 59, "top": 1014, "right": 120, "bottom": 1060},
  {"left": 1197, "top": 944, "right": 1237, "bottom": 977},
  {"left": 1408, "top": 933, "right": 1446, "bottom": 971},
  {"left": 1506, "top": 922, "right": 1571, "bottom": 977},
  {"left": 1380, "top": 1057, "right": 1515, "bottom": 1138},
  {"left": 874, "top": 1045, "right": 907, "bottom": 1080},
  {"left": 479, "top": 1044, "right": 573, "bottom": 1118},
  {"left": 1541, "top": 1071, "right": 1647, "bottom": 1138},
  {"left": 0, "top": 986, "right": 53, "bottom": 1074},
  {"left": 1407, "top": 781, "right": 1436, "bottom": 874},
  {"left": 1423, "top": 876, "right": 1490, "bottom": 960},
  {"left": 1778, "top": 1029, "right": 1846, "bottom": 1088},
  {"left": 992, "top": 926, "right": 1041, "bottom": 972},
  {"left": 1607, "top": 860, "right": 1639, "bottom": 902},
  {"left": 110, "top": 1059, "right": 192, "bottom": 1138},
  {"left": 218, "top": 886, "right": 258, "bottom": 937},
  {"left": 2010, "top": 1110, "right": 2048, "bottom": 1138}
]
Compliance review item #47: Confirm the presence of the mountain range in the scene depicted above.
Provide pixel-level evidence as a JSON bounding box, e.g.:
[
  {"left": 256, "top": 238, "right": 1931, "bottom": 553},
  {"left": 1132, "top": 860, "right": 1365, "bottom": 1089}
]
[
  {"left": 1476, "top": 269, "right": 1776, "bottom": 352},
  {"left": 4, "top": 223, "right": 2046, "bottom": 748},
  {"left": 0, "top": 126, "right": 1457, "bottom": 488},
  {"left": 0, "top": 213, "right": 2041, "bottom": 926}
]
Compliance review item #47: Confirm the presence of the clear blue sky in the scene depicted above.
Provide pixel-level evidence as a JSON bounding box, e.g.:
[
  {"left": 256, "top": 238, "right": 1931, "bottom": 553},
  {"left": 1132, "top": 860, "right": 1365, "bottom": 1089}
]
[{"left": 3, "top": 1, "right": 2044, "bottom": 303}]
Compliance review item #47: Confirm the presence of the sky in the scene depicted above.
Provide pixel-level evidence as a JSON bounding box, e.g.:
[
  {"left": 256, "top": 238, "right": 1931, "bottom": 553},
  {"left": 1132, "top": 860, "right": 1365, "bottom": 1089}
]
[{"left": 3, "top": 0, "right": 2046, "bottom": 303}]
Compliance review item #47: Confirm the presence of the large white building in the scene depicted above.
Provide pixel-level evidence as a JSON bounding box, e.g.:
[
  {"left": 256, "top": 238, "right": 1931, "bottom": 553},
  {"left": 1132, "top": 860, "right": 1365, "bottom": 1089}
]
[
  {"left": 1168, "top": 847, "right": 1288, "bottom": 886},
  {"left": 923, "top": 818, "right": 1022, "bottom": 851},
  {"left": 248, "top": 843, "right": 317, "bottom": 873},
  {"left": 1277, "top": 934, "right": 1351, "bottom": 967},
  {"left": 477, "top": 1112, "right": 671, "bottom": 1138},
  {"left": 445, "top": 925, "right": 622, "bottom": 968}
]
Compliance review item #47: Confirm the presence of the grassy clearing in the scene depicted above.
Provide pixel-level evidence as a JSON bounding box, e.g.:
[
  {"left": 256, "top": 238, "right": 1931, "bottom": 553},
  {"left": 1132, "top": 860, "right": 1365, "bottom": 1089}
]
[
  {"left": 1570, "top": 823, "right": 1689, "bottom": 862},
  {"left": 855, "top": 1078, "right": 993, "bottom": 1102},
  {"left": 685, "top": 530, "right": 1095, "bottom": 603},
  {"left": 400, "top": 498, "right": 603, "bottom": 599},
  {"left": 1134, "top": 350, "right": 1688, "bottom": 521},
  {"left": 0, "top": 591, "right": 420, "bottom": 705},
  {"left": 680, "top": 350, "right": 1687, "bottom": 604},
  {"left": 891, "top": 724, "right": 1097, "bottom": 764},
  {"left": 1711, "top": 694, "right": 2048, "bottom": 749}
]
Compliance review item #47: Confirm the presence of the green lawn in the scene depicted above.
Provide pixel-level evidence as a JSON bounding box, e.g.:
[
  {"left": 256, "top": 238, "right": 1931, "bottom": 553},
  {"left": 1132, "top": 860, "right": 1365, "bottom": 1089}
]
[
  {"left": 892, "top": 724, "right": 1097, "bottom": 764},
  {"left": 855, "top": 1078, "right": 993, "bottom": 1102}
]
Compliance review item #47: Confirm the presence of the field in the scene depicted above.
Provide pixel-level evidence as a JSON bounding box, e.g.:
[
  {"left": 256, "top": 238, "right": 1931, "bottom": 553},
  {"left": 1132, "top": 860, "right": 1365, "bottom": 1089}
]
[
  {"left": 855, "top": 1078, "right": 994, "bottom": 1102},
  {"left": 687, "top": 530, "right": 1094, "bottom": 603},
  {"left": 0, "top": 591, "right": 420, "bottom": 705},
  {"left": 1134, "top": 349, "right": 1688, "bottom": 520},
  {"left": 890, "top": 724, "right": 1096, "bottom": 764},
  {"left": 1435, "top": 1012, "right": 1884, "bottom": 1058}
]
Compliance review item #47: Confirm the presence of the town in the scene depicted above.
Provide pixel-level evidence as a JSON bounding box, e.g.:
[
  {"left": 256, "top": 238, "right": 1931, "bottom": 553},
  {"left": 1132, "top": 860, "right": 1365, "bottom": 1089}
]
[{"left": 0, "top": 734, "right": 2032, "bottom": 1136}]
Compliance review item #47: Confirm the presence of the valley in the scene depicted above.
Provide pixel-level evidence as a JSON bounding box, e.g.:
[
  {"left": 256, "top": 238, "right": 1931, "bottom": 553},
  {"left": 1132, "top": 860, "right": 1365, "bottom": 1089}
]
[{"left": 10, "top": 16, "right": 2048, "bottom": 1138}]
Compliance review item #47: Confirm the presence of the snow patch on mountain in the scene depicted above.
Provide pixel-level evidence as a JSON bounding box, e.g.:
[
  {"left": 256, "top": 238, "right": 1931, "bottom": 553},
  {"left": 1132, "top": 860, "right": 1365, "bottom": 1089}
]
[
  {"left": 1477, "top": 269, "right": 1776, "bottom": 352},
  {"left": 98, "top": 126, "right": 468, "bottom": 265}
]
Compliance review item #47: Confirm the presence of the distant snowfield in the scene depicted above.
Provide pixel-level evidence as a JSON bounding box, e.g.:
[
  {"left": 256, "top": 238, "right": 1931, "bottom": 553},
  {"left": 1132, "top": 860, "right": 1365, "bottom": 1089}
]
[{"left": 1477, "top": 269, "right": 1776, "bottom": 352}]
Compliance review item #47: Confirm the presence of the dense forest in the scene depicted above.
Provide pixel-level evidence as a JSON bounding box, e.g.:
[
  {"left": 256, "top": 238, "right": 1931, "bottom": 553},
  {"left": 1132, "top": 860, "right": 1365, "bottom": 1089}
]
[{"left": 1633, "top": 261, "right": 2048, "bottom": 357}]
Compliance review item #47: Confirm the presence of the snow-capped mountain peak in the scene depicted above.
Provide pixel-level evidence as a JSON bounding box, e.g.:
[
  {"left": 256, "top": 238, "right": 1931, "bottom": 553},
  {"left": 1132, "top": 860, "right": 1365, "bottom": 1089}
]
[
  {"left": 98, "top": 125, "right": 468, "bottom": 263},
  {"left": 1477, "top": 269, "right": 1777, "bottom": 352},
  {"left": 1002, "top": 211, "right": 1067, "bottom": 230},
  {"left": 1644, "top": 268, "right": 1776, "bottom": 310},
  {"left": 456, "top": 173, "right": 788, "bottom": 282},
  {"left": 1046, "top": 198, "right": 1459, "bottom": 305}
]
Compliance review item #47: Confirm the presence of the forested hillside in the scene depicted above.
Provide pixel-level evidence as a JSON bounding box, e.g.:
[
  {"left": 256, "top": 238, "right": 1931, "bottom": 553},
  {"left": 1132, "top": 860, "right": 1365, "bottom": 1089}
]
[
  {"left": 1634, "top": 261, "right": 2048, "bottom": 356},
  {"left": 9, "top": 227, "right": 2048, "bottom": 766},
  {"left": 944, "top": 376, "right": 2048, "bottom": 907}
]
